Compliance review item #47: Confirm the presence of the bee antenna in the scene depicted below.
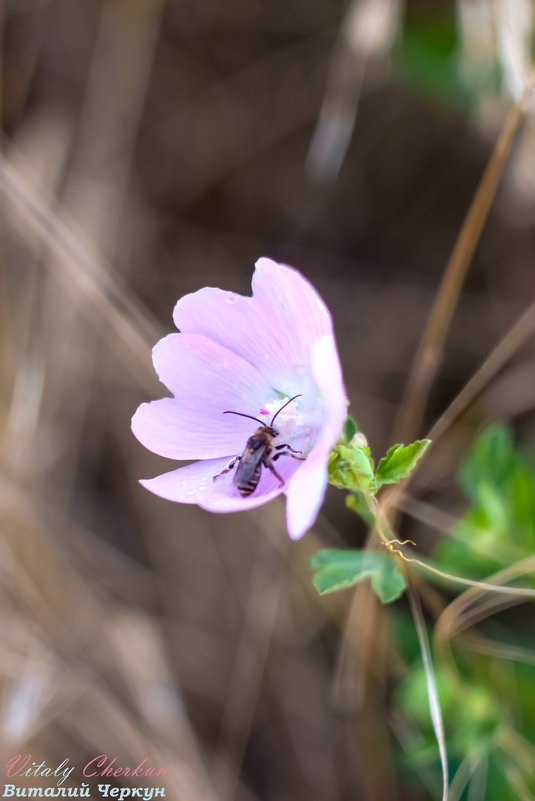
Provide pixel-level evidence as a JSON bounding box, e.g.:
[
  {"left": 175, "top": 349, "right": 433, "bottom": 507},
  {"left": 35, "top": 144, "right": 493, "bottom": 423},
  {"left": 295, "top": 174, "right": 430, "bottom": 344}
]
[
  {"left": 270, "top": 394, "right": 302, "bottom": 426},
  {"left": 223, "top": 411, "right": 265, "bottom": 425}
]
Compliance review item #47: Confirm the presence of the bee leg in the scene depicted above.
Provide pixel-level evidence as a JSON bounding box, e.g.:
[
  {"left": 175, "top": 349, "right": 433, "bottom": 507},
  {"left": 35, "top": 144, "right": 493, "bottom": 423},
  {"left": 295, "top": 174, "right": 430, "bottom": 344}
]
[
  {"left": 263, "top": 453, "right": 285, "bottom": 488},
  {"left": 275, "top": 443, "right": 303, "bottom": 454},
  {"left": 213, "top": 456, "right": 240, "bottom": 481},
  {"left": 272, "top": 450, "right": 306, "bottom": 462}
]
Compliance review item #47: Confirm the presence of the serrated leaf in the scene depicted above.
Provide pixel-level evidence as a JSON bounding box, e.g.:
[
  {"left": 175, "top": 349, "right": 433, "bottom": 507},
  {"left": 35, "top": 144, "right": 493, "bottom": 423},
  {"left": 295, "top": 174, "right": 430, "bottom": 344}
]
[
  {"left": 310, "top": 549, "right": 406, "bottom": 603},
  {"left": 376, "top": 439, "right": 431, "bottom": 487}
]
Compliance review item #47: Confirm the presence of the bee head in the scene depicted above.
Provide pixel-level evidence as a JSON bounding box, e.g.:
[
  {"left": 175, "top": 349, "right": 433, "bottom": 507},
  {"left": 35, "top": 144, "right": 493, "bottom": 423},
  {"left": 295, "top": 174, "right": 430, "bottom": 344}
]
[{"left": 263, "top": 425, "right": 279, "bottom": 438}]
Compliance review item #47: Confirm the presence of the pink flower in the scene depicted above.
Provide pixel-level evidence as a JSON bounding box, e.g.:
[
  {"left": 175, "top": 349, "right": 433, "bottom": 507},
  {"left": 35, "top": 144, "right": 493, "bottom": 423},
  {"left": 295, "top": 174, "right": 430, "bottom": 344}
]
[{"left": 131, "top": 257, "right": 347, "bottom": 540}]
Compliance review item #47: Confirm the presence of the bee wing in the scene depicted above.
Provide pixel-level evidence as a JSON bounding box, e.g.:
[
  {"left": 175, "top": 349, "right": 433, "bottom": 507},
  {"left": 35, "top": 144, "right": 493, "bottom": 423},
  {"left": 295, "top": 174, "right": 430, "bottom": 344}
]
[
  {"left": 238, "top": 442, "right": 265, "bottom": 469},
  {"left": 234, "top": 440, "right": 267, "bottom": 493}
]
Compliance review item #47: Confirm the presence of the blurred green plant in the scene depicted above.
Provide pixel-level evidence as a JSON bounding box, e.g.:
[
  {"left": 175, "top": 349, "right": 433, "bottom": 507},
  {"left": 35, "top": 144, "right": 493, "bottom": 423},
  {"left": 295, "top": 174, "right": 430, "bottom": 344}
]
[
  {"left": 392, "top": 424, "right": 535, "bottom": 799},
  {"left": 393, "top": 609, "right": 535, "bottom": 801},
  {"left": 315, "top": 422, "right": 535, "bottom": 797},
  {"left": 434, "top": 423, "right": 535, "bottom": 583},
  {"left": 394, "top": 9, "right": 473, "bottom": 109},
  {"left": 392, "top": 6, "right": 507, "bottom": 110}
]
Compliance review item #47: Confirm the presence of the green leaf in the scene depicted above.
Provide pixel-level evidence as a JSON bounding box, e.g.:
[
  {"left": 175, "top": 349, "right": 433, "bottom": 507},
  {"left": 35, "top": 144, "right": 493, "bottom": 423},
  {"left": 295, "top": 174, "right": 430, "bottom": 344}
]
[
  {"left": 342, "top": 415, "right": 358, "bottom": 443},
  {"left": 310, "top": 549, "right": 406, "bottom": 603},
  {"left": 375, "top": 439, "right": 431, "bottom": 487}
]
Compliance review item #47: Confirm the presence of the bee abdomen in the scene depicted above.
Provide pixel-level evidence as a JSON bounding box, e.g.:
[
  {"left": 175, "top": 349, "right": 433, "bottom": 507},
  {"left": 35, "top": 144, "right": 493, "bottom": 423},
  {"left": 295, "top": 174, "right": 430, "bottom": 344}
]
[
  {"left": 237, "top": 482, "right": 256, "bottom": 497},
  {"left": 236, "top": 463, "right": 262, "bottom": 496},
  {"left": 237, "top": 473, "right": 260, "bottom": 496}
]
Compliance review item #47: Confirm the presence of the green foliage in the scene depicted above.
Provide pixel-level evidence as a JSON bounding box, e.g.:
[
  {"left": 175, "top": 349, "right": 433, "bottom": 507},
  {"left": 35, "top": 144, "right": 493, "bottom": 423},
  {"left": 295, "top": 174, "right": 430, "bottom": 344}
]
[
  {"left": 310, "top": 548, "right": 406, "bottom": 603},
  {"left": 392, "top": 3, "right": 514, "bottom": 117},
  {"left": 375, "top": 439, "right": 431, "bottom": 488},
  {"left": 393, "top": 9, "right": 478, "bottom": 110},
  {"left": 328, "top": 443, "right": 376, "bottom": 493},
  {"left": 328, "top": 416, "right": 376, "bottom": 493},
  {"left": 393, "top": 425, "right": 535, "bottom": 798},
  {"left": 396, "top": 663, "right": 501, "bottom": 759},
  {"left": 328, "top": 416, "right": 431, "bottom": 498},
  {"left": 392, "top": 609, "right": 535, "bottom": 799},
  {"left": 342, "top": 415, "right": 358, "bottom": 443},
  {"left": 319, "top": 420, "right": 431, "bottom": 601},
  {"left": 434, "top": 424, "right": 535, "bottom": 581}
]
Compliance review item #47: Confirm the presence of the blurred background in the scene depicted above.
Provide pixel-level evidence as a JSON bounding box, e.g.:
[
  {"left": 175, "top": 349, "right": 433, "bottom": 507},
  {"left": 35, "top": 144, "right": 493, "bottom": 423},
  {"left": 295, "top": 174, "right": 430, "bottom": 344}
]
[{"left": 2, "top": 0, "right": 535, "bottom": 799}]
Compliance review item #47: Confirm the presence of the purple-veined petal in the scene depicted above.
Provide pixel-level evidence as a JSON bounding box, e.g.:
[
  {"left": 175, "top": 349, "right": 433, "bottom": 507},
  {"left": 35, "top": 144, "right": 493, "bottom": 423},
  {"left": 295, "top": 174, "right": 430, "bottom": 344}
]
[
  {"left": 140, "top": 449, "right": 302, "bottom": 512},
  {"left": 285, "top": 334, "right": 347, "bottom": 539},
  {"left": 173, "top": 258, "right": 333, "bottom": 388},
  {"left": 131, "top": 333, "right": 274, "bottom": 460}
]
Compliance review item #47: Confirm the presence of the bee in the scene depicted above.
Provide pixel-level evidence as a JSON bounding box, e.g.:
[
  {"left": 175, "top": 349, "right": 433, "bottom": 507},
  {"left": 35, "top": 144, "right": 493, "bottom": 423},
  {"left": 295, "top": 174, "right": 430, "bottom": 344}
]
[{"left": 213, "top": 394, "right": 306, "bottom": 496}]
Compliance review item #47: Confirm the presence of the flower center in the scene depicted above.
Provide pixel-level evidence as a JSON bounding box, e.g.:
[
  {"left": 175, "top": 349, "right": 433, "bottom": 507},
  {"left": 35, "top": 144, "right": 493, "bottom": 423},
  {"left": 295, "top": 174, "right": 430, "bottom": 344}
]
[{"left": 258, "top": 394, "right": 324, "bottom": 456}]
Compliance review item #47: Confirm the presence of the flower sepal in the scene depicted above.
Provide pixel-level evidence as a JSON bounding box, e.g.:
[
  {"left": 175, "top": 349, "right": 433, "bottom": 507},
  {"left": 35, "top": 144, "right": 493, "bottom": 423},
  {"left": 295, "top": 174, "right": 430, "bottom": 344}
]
[{"left": 327, "top": 418, "right": 376, "bottom": 493}]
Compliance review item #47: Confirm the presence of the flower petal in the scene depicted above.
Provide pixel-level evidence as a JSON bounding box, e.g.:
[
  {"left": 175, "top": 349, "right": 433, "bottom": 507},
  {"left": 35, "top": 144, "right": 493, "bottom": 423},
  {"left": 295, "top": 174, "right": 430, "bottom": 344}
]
[
  {"left": 285, "top": 334, "right": 347, "bottom": 539},
  {"left": 134, "top": 259, "right": 349, "bottom": 541},
  {"left": 173, "top": 258, "right": 333, "bottom": 388},
  {"left": 310, "top": 334, "right": 348, "bottom": 434},
  {"left": 140, "top": 450, "right": 302, "bottom": 512},
  {"left": 284, "top": 447, "right": 330, "bottom": 540},
  {"left": 131, "top": 333, "right": 274, "bottom": 459}
]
